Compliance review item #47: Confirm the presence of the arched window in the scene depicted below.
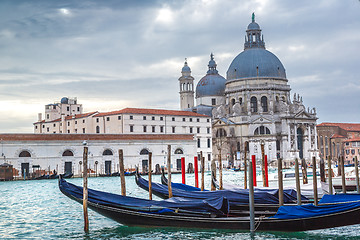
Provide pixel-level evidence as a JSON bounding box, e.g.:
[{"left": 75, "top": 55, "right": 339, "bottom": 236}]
[
  {"left": 19, "top": 151, "right": 31, "bottom": 157},
  {"left": 254, "top": 126, "right": 271, "bottom": 135},
  {"left": 140, "top": 149, "right": 149, "bottom": 155},
  {"left": 216, "top": 128, "right": 227, "bottom": 138},
  {"left": 174, "top": 148, "right": 183, "bottom": 154},
  {"left": 250, "top": 97, "right": 257, "bottom": 112},
  {"left": 103, "top": 149, "right": 113, "bottom": 155},
  {"left": 261, "top": 96, "right": 268, "bottom": 112},
  {"left": 62, "top": 150, "right": 74, "bottom": 156},
  {"left": 239, "top": 97, "right": 243, "bottom": 105},
  {"left": 96, "top": 126, "right": 100, "bottom": 133},
  {"left": 231, "top": 98, "right": 236, "bottom": 106}
]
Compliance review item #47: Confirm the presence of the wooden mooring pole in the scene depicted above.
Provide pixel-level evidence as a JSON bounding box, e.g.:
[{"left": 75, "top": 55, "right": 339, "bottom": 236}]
[
  {"left": 355, "top": 156, "right": 360, "bottom": 194},
  {"left": 83, "top": 145, "right": 89, "bottom": 233},
  {"left": 341, "top": 155, "right": 346, "bottom": 194},
  {"left": 118, "top": 149, "right": 126, "bottom": 196},
  {"left": 200, "top": 151, "right": 205, "bottom": 191},
  {"left": 278, "top": 158, "right": 284, "bottom": 206},
  {"left": 148, "top": 152, "right": 152, "bottom": 200},
  {"left": 327, "top": 156, "right": 333, "bottom": 195},
  {"left": 312, "top": 156, "right": 318, "bottom": 206},
  {"left": 249, "top": 154, "right": 255, "bottom": 233},
  {"left": 167, "top": 145, "right": 173, "bottom": 198},
  {"left": 252, "top": 155, "right": 257, "bottom": 187},
  {"left": 181, "top": 157, "right": 185, "bottom": 184},
  {"left": 301, "top": 158, "right": 308, "bottom": 184},
  {"left": 219, "top": 149, "right": 223, "bottom": 190},
  {"left": 194, "top": 156, "right": 199, "bottom": 188},
  {"left": 261, "top": 143, "right": 266, "bottom": 187},
  {"left": 244, "top": 150, "right": 247, "bottom": 189},
  {"left": 295, "top": 158, "right": 301, "bottom": 205}
]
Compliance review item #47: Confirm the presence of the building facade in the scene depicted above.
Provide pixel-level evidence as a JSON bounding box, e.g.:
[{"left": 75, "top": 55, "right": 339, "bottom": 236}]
[
  {"left": 317, "top": 122, "right": 360, "bottom": 165},
  {"left": 0, "top": 134, "right": 197, "bottom": 178},
  {"left": 181, "top": 14, "right": 318, "bottom": 166}
]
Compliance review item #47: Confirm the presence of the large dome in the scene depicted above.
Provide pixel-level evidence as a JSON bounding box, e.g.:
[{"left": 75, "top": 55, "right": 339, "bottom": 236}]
[
  {"left": 226, "top": 48, "right": 286, "bottom": 81},
  {"left": 196, "top": 54, "right": 226, "bottom": 98}
]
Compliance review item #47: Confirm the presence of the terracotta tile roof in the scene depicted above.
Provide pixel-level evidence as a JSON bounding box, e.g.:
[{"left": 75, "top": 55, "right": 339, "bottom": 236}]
[
  {"left": 331, "top": 134, "right": 346, "bottom": 138},
  {"left": 94, "top": 108, "right": 209, "bottom": 118},
  {"left": 317, "top": 122, "right": 360, "bottom": 132},
  {"left": 344, "top": 138, "right": 360, "bottom": 142},
  {"left": 34, "top": 112, "right": 98, "bottom": 124},
  {"left": 0, "top": 134, "right": 194, "bottom": 142}
]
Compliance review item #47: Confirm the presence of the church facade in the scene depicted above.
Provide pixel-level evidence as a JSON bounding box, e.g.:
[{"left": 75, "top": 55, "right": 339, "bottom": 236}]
[{"left": 179, "top": 14, "right": 319, "bottom": 165}]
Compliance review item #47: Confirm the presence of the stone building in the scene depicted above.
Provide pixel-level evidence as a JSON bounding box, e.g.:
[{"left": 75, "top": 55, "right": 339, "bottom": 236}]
[
  {"left": 180, "top": 14, "right": 318, "bottom": 165},
  {"left": 316, "top": 122, "right": 360, "bottom": 164},
  {"left": 0, "top": 134, "right": 197, "bottom": 178}
]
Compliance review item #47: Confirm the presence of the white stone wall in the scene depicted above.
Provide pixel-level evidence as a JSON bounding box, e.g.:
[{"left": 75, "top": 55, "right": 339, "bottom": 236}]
[{"left": 1, "top": 138, "right": 197, "bottom": 178}]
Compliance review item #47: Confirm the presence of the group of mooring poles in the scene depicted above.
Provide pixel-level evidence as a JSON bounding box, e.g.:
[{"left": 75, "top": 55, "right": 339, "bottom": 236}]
[{"left": 81, "top": 145, "right": 360, "bottom": 233}]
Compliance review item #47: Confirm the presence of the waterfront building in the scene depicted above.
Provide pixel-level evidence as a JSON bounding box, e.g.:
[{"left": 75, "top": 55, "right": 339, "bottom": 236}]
[
  {"left": 0, "top": 134, "right": 197, "bottom": 178},
  {"left": 180, "top": 14, "right": 318, "bottom": 166},
  {"left": 316, "top": 122, "right": 360, "bottom": 164}
]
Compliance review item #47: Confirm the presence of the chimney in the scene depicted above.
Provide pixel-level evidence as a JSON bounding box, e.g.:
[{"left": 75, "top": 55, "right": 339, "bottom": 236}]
[{"left": 38, "top": 113, "right": 42, "bottom": 122}]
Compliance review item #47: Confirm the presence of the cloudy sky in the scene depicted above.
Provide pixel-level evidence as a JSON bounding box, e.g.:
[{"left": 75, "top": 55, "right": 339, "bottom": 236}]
[{"left": 0, "top": 0, "right": 359, "bottom": 133}]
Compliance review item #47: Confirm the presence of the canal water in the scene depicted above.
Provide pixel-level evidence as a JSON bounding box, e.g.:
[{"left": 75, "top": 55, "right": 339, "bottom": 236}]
[{"left": 1, "top": 171, "right": 360, "bottom": 239}]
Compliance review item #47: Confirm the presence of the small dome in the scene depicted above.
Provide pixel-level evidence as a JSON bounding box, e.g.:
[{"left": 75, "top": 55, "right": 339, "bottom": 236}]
[
  {"left": 181, "top": 59, "right": 191, "bottom": 74},
  {"left": 61, "top": 97, "right": 69, "bottom": 104},
  {"left": 196, "top": 54, "right": 226, "bottom": 98},
  {"left": 247, "top": 22, "right": 260, "bottom": 30}
]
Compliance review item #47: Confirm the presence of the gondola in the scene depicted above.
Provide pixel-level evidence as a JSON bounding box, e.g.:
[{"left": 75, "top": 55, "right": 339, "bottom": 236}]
[
  {"left": 59, "top": 177, "right": 360, "bottom": 231},
  {"left": 60, "top": 172, "right": 73, "bottom": 179},
  {"left": 136, "top": 172, "right": 307, "bottom": 213}
]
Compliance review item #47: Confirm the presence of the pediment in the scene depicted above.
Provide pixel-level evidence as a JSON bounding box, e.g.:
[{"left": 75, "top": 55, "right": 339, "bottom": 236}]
[
  {"left": 293, "top": 109, "right": 311, "bottom": 119},
  {"left": 250, "top": 116, "right": 272, "bottom": 124}
]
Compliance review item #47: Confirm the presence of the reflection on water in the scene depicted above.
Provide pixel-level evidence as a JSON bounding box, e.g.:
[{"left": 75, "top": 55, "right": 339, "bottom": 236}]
[{"left": 0, "top": 170, "right": 360, "bottom": 239}]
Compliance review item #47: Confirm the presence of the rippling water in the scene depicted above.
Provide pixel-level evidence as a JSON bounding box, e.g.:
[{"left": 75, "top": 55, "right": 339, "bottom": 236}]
[{"left": 1, "top": 171, "right": 360, "bottom": 239}]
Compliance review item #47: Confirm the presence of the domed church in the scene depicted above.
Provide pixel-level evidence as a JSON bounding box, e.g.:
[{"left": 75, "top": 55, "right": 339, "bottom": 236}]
[{"left": 178, "top": 14, "right": 318, "bottom": 165}]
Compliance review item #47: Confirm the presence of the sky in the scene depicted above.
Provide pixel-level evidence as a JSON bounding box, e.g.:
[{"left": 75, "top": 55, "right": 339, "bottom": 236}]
[{"left": 0, "top": 0, "right": 359, "bottom": 133}]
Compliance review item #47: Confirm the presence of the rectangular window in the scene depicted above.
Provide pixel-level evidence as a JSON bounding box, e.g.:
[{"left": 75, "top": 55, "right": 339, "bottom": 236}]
[
  {"left": 42, "top": 125, "right": 45, "bottom": 128},
  {"left": 130, "top": 115, "right": 133, "bottom": 120},
  {"left": 172, "top": 117, "right": 175, "bottom": 121},
  {"left": 83, "top": 120, "right": 85, "bottom": 123},
  {"left": 118, "top": 116, "right": 121, "bottom": 120},
  {"left": 197, "top": 138, "right": 201, "bottom": 148},
  {"left": 190, "top": 127, "right": 193, "bottom": 133},
  {"left": 190, "top": 118, "right": 192, "bottom": 122},
  {"left": 197, "top": 118, "right": 200, "bottom": 122},
  {"left": 130, "top": 125, "right": 134, "bottom": 132},
  {"left": 67, "top": 122, "right": 70, "bottom": 126},
  {"left": 182, "top": 118, "right": 186, "bottom": 122},
  {"left": 160, "top": 126, "right": 164, "bottom": 133},
  {"left": 208, "top": 154, "right": 211, "bottom": 161},
  {"left": 172, "top": 126, "right": 175, "bottom": 133},
  {"left": 152, "top": 116, "right": 155, "bottom": 120},
  {"left": 53, "top": 123, "right": 56, "bottom": 127},
  {"left": 160, "top": 117, "right": 164, "bottom": 121},
  {"left": 207, "top": 119, "right": 210, "bottom": 123},
  {"left": 143, "top": 116, "right": 146, "bottom": 120},
  {"left": 82, "top": 128, "right": 85, "bottom": 133},
  {"left": 197, "top": 127, "right": 200, "bottom": 133},
  {"left": 207, "top": 138, "right": 211, "bottom": 148},
  {"left": 46, "top": 114, "right": 49, "bottom": 119},
  {"left": 152, "top": 126, "right": 155, "bottom": 132},
  {"left": 96, "top": 118, "right": 99, "bottom": 123},
  {"left": 207, "top": 127, "right": 210, "bottom": 134},
  {"left": 106, "top": 117, "right": 110, "bottom": 121},
  {"left": 143, "top": 126, "right": 147, "bottom": 132},
  {"left": 75, "top": 121, "right": 77, "bottom": 124},
  {"left": 35, "top": 126, "right": 38, "bottom": 129},
  {"left": 77, "top": 107, "right": 80, "bottom": 111},
  {"left": 67, "top": 130, "right": 70, "bottom": 133},
  {"left": 75, "top": 129, "right": 77, "bottom": 133},
  {"left": 67, "top": 106, "right": 70, "bottom": 111},
  {"left": 211, "top": 98, "right": 216, "bottom": 105},
  {"left": 47, "top": 127, "right": 49, "bottom": 132}
]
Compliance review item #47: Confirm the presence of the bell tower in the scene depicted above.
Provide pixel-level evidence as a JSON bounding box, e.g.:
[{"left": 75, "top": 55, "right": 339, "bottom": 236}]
[{"left": 179, "top": 58, "right": 195, "bottom": 110}]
